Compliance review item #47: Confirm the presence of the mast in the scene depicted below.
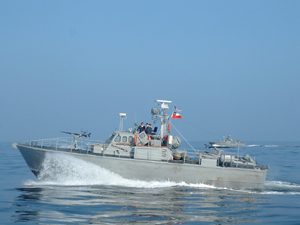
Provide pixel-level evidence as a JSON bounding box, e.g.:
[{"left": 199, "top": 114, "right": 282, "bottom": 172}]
[{"left": 155, "top": 100, "right": 172, "bottom": 139}]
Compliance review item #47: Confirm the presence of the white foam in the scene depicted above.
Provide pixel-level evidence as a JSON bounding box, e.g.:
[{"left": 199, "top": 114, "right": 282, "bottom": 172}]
[
  {"left": 264, "top": 180, "right": 300, "bottom": 189},
  {"left": 246, "top": 145, "right": 261, "bottom": 147},
  {"left": 23, "top": 153, "right": 300, "bottom": 195},
  {"left": 229, "top": 181, "right": 300, "bottom": 195},
  {"left": 252, "top": 181, "right": 300, "bottom": 195},
  {"left": 23, "top": 153, "right": 216, "bottom": 189},
  {"left": 245, "top": 144, "right": 280, "bottom": 148}
]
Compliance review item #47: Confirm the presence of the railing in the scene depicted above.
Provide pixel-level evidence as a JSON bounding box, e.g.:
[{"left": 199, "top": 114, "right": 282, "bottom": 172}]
[
  {"left": 20, "top": 137, "right": 104, "bottom": 153},
  {"left": 20, "top": 137, "right": 201, "bottom": 160},
  {"left": 18, "top": 138, "right": 262, "bottom": 169}
]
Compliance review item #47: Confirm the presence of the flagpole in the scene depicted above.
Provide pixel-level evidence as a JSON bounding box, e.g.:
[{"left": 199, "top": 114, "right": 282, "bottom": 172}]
[{"left": 168, "top": 111, "right": 174, "bottom": 133}]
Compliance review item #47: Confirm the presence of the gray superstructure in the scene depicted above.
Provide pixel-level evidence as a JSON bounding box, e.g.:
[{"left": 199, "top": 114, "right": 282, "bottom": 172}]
[
  {"left": 209, "top": 135, "right": 245, "bottom": 148},
  {"left": 13, "top": 100, "right": 268, "bottom": 189}
]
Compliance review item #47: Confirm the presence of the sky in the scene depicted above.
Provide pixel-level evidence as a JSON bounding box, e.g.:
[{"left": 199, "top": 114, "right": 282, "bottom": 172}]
[{"left": 1, "top": 1, "right": 299, "bottom": 142}]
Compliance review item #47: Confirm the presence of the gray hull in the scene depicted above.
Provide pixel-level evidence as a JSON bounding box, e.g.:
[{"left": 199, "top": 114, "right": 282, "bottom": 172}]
[
  {"left": 14, "top": 143, "right": 267, "bottom": 189},
  {"left": 209, "top": 135, "right": 245, "bottom": 148},
  {"left": 209, "top": 142, "right": 245, "bottom": 148}
]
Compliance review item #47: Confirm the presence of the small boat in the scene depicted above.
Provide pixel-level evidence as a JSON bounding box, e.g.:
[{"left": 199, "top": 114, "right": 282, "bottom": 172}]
[
  {"left": 13, "top": 100, "right": 268, "bottom": 189},
  {"left": 209, "top": 135, "right": 245, "bottom": 148}
]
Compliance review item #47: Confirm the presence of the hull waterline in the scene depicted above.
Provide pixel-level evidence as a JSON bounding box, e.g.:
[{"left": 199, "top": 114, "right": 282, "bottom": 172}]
[{"left": 14, "top": 144, "right": 267, "bottom": 189}]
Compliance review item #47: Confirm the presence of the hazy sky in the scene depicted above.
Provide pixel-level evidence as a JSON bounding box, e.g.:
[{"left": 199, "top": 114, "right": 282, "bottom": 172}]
[{"left": 1, "top": 1, "right": 299, "bottom": 142}]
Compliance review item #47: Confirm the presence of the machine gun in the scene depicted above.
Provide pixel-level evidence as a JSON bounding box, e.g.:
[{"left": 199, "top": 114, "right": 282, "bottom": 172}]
[{"left": 61, "top": 130, "right": 91, "bottom": 149}]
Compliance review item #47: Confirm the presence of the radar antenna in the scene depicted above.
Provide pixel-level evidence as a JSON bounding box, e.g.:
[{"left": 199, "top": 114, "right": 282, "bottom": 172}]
[{"left": 118, "top": 113, "right": 127, "bottom": 131}]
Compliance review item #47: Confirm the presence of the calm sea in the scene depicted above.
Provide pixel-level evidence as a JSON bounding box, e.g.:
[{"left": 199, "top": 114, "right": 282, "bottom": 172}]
[{"left": 1, "top": 141, "right": 300, "bottom": 224}]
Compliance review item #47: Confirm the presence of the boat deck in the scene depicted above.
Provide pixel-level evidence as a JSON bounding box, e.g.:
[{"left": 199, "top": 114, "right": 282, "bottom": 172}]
[{"left": 17, "top": 137, "right": 268, "bottom": 170}]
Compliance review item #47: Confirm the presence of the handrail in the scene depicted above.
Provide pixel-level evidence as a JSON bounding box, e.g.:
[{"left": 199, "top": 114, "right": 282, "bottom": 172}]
[
  {"left": 21, "top": 137, "right": 103, "bottom": 153},
  {"left": 21, "top": 138, "right": 207, "bottom": 161}
]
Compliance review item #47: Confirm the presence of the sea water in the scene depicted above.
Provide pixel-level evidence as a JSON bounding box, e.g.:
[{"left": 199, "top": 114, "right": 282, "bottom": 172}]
[{"left": 0, "top": 141, "right": 299, "bottom": 224}]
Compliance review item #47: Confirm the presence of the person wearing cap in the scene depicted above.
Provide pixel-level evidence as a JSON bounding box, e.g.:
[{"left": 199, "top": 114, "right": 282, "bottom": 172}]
[{"left": 137, "top": 122, "right": 145, "bottom": 133}]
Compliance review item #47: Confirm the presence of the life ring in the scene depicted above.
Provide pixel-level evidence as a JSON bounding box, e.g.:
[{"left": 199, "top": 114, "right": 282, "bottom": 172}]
[
  {"left": 168, "top": 124, "right": 171, "bottom": 133},
  {"left": 134, "top": 134, "right": 137, "bottom": 144}
]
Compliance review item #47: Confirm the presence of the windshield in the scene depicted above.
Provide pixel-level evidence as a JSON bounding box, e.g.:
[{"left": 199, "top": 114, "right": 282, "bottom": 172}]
[{"left": 106, "top": 134, "right": 116, "bottom": 143}]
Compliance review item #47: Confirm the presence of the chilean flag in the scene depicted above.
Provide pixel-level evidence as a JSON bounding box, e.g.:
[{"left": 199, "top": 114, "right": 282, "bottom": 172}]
[{"left": 172, "top": 112, "right": 182, "bottom": 119}]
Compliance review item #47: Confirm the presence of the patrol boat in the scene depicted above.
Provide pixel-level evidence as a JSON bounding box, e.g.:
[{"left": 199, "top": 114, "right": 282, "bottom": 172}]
[
  {"left": 12, "top": 100, "right": 268, "bottom": 189},
  {"left": 209, "top": 135, "right": 245, "bottom": 148}
]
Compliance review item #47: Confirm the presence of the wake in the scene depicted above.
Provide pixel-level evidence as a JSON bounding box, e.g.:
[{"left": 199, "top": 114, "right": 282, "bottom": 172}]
[
  {"left": 23, "top": 152, "right": 300, "bottom": 195},
  {"left": 23, "top": 153, "right": 215, "bottom": 189}
]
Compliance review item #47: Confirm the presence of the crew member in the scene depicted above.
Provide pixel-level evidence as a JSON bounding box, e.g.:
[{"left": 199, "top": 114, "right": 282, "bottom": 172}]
[
  {"left": 137, "top": 122, "right": 145, "bottom": 133},
  {"left": 145, "top": 123, "right": 152, "bottom": 135}
]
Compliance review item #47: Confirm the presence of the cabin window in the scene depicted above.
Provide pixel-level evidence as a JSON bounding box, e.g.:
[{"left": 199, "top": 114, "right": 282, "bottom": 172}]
[
  {"left": 128, "top": 136, "right": 133, "bottom": 143},
  {"left": 114, "top": 135, "right": 121, "bottom": 142},
  {"left": 122, "top": 136, "right": 127, "bottom": 143}
]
